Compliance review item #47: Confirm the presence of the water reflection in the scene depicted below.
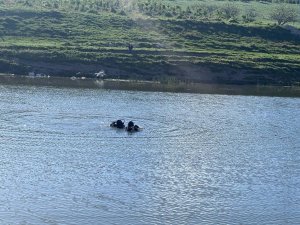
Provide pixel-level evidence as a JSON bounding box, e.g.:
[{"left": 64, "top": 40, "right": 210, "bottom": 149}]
[{"left": 0, "top": 74, "right": 299, "bottom": 97}]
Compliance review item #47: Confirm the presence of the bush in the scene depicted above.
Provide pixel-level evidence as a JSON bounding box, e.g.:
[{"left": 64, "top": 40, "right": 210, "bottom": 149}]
[
  {"left": 242, "top": 8, "right": 258, "bottom": 23},
  {"left": 219, "top": 3, "right": 240, "bottom": 20},
  {"left": 270, "top": 4, "right": 297, "bottom": 25}
]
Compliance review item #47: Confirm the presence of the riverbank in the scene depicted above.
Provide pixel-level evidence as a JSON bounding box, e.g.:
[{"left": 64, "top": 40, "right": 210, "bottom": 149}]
[
  {"left": 3, "top": 58, "right": 300, "bottom": 86},
  {"left": 1, "top": 74, "right": 299, "bottom": 97},
  {"left": 1, "top": 3, "right": 300, "bottom": 86}
]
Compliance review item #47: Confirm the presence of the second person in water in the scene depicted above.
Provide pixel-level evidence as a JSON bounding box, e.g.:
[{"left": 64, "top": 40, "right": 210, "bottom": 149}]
[{"left": 126, "top": 121, "right": 140, "bottom": 132}]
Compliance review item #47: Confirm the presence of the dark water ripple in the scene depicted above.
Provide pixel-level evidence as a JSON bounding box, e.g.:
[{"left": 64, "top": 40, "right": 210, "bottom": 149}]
[{"left": 0, "top": 84, "right": 299, "bottom": 224}]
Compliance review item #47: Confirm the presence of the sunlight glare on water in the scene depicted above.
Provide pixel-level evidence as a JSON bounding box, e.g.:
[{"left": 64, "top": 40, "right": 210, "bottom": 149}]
[{"left": 0, "top": 84, "right": 299, "bottom": 225}]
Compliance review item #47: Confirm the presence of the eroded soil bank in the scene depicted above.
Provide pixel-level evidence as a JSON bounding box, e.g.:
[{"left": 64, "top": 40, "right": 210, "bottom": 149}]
[{"left": 1, "top": 74, "right": 299, "bottom": 97}]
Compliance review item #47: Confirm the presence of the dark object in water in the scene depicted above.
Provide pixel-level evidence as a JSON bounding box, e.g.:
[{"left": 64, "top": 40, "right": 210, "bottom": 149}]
[
  {"left": 126, "top": 121, "right": 140, "bottom": 132},
  {"left": 110, "top": 120, "right": 125, "bottom": 129}
]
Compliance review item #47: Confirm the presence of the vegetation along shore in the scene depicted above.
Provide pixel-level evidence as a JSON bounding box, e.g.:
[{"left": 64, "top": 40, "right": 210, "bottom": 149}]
[{"left": 1, "top": 0, "right": 300, "bottom": 85}]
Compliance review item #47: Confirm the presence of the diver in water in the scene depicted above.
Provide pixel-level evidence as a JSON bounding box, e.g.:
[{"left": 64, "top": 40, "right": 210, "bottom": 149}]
[
  {"left": 110, "top": 119, "right": 125, "bottom": 129},
  {"left": 126, "top": 121, "right": 140, "bottom": 132}
]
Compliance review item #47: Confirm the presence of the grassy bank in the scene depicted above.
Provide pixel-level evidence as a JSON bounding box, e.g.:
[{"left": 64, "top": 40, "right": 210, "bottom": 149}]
[{"left": 0, "top": 0, "right": 300, "bottom": 85}]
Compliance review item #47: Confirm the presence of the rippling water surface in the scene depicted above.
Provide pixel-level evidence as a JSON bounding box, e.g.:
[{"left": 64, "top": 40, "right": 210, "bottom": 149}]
[{"left": 0, "top": 84, "right": 299, "bottom": 225}]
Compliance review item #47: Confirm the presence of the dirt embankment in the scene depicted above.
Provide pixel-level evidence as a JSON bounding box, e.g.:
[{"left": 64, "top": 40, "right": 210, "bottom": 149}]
[{"left": 7, "top": 58, "right": 300, "bottom": 86}]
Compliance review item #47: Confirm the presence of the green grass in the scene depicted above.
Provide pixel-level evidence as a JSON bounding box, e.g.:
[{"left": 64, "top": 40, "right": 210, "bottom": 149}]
[{"left": 0, "top": 0, "right": 300, "bottom": 84}]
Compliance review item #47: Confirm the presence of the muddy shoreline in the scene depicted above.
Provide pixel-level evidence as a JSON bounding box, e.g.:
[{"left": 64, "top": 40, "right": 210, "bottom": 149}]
[
  {"left": 0, "top": 74, "right": 299, "bottom": 97},
  {"left": 3, "top": 59, "right": 300, "bottom": 86}
]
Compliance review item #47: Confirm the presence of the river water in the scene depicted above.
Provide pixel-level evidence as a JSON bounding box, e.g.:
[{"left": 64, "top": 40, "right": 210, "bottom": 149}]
[{"left": 0, "top": 83, "right": 299, "bottom": 224}]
